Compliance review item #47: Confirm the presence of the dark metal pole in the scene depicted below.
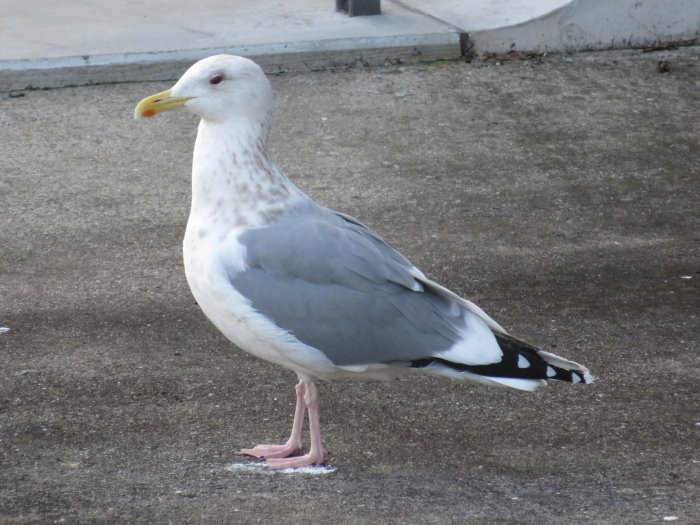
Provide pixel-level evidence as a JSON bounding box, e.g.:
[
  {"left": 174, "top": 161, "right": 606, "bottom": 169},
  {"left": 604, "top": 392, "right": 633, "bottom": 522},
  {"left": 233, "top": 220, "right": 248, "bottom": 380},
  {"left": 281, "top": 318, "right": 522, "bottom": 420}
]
[{"left": 336, "top": 0, "right": 381, "bottom": 17}]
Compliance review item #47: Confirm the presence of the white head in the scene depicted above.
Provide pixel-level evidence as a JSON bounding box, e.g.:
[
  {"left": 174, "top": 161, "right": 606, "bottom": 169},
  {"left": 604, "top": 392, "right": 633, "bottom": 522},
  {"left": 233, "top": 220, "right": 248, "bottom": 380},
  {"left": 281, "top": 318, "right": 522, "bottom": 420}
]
[{"left": 135, "top": 55, "right": 273, "bottom": 125}]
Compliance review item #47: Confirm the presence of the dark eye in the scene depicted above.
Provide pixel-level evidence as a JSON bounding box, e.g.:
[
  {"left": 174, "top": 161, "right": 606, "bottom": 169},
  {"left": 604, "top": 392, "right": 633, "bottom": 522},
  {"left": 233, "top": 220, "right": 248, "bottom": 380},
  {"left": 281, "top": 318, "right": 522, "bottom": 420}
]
[{"left": 209, "top": 74, "right": 224, "bottom": 85}]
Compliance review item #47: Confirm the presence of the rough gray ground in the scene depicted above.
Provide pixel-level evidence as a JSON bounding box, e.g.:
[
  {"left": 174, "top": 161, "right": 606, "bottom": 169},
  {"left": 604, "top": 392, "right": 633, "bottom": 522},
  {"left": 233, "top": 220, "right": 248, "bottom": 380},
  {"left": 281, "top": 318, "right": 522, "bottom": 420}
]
[{"left": 1, "top": 47, "right": 699, "bottom": 524}]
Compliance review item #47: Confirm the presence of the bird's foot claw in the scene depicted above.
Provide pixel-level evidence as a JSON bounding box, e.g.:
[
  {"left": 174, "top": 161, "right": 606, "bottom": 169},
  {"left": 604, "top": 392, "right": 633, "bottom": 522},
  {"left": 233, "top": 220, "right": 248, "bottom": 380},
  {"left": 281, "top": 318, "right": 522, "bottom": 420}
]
[{"left": 234, "top": 443, "right": 301, "bottom": 459}]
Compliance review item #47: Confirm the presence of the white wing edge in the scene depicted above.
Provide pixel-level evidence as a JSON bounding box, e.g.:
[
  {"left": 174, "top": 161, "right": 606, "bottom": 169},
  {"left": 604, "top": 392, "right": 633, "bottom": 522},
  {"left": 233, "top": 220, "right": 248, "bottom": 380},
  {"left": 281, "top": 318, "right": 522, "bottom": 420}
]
[{"left": 415, "top": 276, "right": 507, "bottom": 334}]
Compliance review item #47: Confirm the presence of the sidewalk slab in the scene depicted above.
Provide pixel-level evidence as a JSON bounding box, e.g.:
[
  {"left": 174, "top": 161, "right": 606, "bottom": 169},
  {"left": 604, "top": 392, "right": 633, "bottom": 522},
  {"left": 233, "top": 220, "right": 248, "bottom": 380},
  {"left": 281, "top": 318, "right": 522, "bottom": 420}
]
[
  {"left": 0, "top": 0, "right": 461, "bottom": 91},
  {"left": 0, "top": 0, "right": 698, "bottom": 91}
]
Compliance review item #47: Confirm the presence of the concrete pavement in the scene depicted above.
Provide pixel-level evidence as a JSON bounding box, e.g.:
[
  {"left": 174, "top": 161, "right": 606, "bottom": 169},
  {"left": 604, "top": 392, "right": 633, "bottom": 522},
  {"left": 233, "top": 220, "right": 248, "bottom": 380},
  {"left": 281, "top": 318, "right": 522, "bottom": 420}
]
[
  {"left": 1, "top": 46, "right": 698, "bottom": 523},
  {"left": 1, "top": 0, "right": 699, "bottom": 90}
]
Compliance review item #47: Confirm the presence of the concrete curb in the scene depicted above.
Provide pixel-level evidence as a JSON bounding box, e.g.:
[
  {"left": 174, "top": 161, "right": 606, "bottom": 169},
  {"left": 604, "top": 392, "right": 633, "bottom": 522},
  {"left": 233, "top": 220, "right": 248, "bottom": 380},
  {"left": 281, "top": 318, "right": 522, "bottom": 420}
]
[
  {"left": 1, "top": 0, "right": 698, "bottom": 91},
  {"left": 0, "top": 33, "right": 463, "bottom": 91}
]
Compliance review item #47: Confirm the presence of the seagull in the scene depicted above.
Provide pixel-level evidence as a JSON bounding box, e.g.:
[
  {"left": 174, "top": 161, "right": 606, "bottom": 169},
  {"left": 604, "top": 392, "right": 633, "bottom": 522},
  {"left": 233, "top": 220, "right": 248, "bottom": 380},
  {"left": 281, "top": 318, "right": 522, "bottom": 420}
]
[{"left": 134, "top": 55, "right": 593, "bottom": 470}]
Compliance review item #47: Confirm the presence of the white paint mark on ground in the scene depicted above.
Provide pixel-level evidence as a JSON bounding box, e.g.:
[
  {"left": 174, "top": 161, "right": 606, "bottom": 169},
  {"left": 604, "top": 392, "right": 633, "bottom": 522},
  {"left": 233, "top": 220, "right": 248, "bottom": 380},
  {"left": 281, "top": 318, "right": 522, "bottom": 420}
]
[{"left": 225, "top": 462, "right": 336, "bottom": 475}]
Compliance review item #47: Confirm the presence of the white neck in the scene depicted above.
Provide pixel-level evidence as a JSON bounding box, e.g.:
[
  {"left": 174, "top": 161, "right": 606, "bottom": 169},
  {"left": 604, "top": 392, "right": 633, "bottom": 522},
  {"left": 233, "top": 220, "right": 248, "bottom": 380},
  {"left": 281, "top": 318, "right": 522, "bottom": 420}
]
[{"left": 189, "top": 118, "right": 306, "bottom": 228}]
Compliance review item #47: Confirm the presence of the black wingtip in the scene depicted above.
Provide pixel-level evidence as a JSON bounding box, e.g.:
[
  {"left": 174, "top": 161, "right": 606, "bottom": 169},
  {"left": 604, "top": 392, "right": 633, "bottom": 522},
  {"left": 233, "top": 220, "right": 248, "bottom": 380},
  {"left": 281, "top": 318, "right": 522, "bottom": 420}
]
[{"left": 410, "top": 332, "right": 593, "bottom": 386}]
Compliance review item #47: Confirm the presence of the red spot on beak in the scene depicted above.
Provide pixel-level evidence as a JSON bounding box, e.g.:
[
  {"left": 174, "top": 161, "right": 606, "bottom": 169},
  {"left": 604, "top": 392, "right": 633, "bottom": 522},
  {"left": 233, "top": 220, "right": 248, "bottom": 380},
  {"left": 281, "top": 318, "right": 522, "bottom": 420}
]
[{"left": 142, "top": 109, "right": 156, "bottom": 118}]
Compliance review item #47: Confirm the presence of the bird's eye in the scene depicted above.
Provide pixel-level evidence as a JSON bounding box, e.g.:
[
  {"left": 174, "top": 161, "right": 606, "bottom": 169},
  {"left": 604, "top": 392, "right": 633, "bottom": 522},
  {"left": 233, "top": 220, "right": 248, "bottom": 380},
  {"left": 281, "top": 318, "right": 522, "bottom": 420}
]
[{"left": 209, "top": 74, "right": 224, "bottom": 85}]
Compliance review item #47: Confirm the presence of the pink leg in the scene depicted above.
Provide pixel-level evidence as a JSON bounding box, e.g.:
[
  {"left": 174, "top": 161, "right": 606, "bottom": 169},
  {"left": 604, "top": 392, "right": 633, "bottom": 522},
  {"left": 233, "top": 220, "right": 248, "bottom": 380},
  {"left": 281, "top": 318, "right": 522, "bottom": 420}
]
[
  {"left": 235, "top": 380, "right": 306, "bottom": 459},
  {"left": 265, "top": 379, "right": 325, "bottom": 470}
]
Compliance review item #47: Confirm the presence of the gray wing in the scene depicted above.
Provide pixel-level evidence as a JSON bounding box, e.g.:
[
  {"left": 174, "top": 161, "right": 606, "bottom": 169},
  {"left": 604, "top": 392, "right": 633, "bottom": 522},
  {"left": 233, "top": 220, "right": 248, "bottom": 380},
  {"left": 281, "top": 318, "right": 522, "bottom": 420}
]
[{"left": 230, "top": 210, "right": 466, "bottom": 366}]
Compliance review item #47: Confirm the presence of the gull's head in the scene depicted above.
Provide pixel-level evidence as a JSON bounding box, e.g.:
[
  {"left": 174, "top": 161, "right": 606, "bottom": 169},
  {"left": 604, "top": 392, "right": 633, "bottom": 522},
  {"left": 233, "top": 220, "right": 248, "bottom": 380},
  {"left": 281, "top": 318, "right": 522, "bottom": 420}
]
[{"left": 134, "top": 55, "right": 273, "bottom": 124}]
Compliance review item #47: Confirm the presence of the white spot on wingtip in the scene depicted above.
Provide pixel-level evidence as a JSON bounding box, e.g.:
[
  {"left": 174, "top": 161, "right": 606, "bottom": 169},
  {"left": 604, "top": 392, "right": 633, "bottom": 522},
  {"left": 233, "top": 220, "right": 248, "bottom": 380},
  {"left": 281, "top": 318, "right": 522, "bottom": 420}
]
[
  {"left": 572, "top": 373, "right": 582, "bottom": 383},
  {"left": 546, "top": 366, "right": 557, "bottom": 377},
  {"left": 0, "top": 326, "right": 10, "bottom": 334},
  {"left": 517, "top": 355, "right": 530, "bottom": 368},
  {"left": 663, "top": 517, "right": 679, "bottom": 521}
]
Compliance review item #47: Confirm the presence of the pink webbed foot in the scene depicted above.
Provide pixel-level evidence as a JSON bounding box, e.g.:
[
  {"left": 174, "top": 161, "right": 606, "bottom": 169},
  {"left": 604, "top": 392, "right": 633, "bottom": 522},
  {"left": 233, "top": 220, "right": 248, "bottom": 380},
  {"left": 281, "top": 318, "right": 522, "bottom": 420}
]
[
  {"left": 234, "top": 378, "right": 325, "bottom": 470},
  {"left": 234, "top": 443, "right": 301, "bottom": 459},
  {"left": 263, "top": 380, "right": 325, "bottom": 470},
  {"left": 234, "top": 380, "right": 307, "bottom": 461},
  {"left": 264, "top": 450, "right": 324, "bottom": 470}
]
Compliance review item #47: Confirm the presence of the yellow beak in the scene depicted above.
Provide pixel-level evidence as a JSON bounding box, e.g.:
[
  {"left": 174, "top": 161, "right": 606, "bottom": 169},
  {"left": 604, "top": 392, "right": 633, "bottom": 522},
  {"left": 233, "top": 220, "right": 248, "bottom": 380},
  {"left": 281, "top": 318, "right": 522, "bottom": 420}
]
[{"left": 134, "top": 89, "right": 192, "bottom": 119}]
